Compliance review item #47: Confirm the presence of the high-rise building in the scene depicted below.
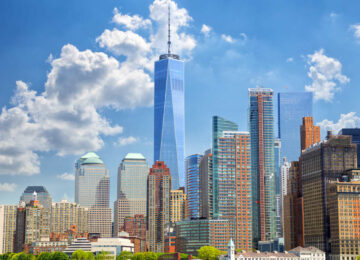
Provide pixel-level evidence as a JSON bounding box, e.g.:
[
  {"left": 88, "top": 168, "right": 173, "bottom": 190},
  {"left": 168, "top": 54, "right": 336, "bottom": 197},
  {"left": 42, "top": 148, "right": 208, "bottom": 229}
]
[
  {"left": 170, "top": 187, "right": 187, "bottom": 224},
  {"left": 186, "top": 154, "right": 203, "bottom": 219},
  {"left": 301, "top": 132, "right": 357, "bottom": 253},
  {"left": 0, "top": 205, "right": 17, "bottom": 254},
  {"left": 115, "top": 153, "right": 148, "bottom": 236},
  {"left": 20, "top": 186, "right": 52, "bottom": 209},
  {"left": 147, "top": 161, "right": 172, "bottom": 252},
  {"left": 199, "top": 149, "right": 213, "bottom": 219},
  {"left": 217, "top": 131, "right": 252, "bottom": 251},
  {"left": 338, "top": 128, "right": 360, "bottom": 168},
  {"left": 50, "top": 200, "right": 88, "bottom": 233},
  {"left": 274, "top": 139, "right": 282, "bottom": 237},
  {"left": 279, "top": 158, "right": 291, "bottom": 238},
  {"left": 249, "top": 88, "right": 276, "bottom": 243},
  {"left": 123, "top": 215, "right": 147, "bottom": 252},
  {"left": 327, "top": 176, "right": 360, "bottom": 260},
  {"left": 277, "top": 92, "right": 313, "bottom": 162},
  {"left": 75, "top": 152, "right": 111, "bottom": 238},
  {"left": 15, "top": 193, "right": 50, "bottom": 252},
  {"left": 300, "top": 117, "right": 320, "bottom": 151},
  {"left": 153, "top": 17, "right": 185, "bottom": 189},
  {"left": 212, "top": 116, "right": 238, "bottom": 217}
]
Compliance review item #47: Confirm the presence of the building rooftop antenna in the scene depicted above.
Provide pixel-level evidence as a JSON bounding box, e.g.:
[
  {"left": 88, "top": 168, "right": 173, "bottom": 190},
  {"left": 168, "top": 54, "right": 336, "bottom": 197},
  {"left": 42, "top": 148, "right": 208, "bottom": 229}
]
[{"left": 167, "top": 4, "right": 171, "bottom": 55}]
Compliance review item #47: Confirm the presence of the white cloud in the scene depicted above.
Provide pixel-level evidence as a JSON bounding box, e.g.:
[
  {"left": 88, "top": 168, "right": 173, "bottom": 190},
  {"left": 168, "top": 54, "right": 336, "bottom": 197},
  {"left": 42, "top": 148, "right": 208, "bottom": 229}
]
[
  {"left": 317, "top": 112, "right": 360, "bottom": 134},
  {"left": 201, "top": 24, "right": 212, "bottom": 36},
  {"left": 221, "top": 34, "right": 234, "bottom": 43},
  {"left": 329, "top": 12, "right": 338, "bottom": 21},
  {"left": 0, "top": 183, "right": 17, "bottom": 192},
  {"left": 305, "top": 49, "right": 349, "bottom": 101},
  {"left": 350, "top": 24, "right": 360, "bottom": 40},
  {"left": 57, "top": 172, "right": 75, "bottom": 181},
  {"left": 112, "top": 8, "right": 151, "bottom": 30},
  {"left": 240, "top": 33, "right": 247, "bottom": 41},
  {"left": 286, "top": 57, "right": 294, "bottom": 63},
  {"left": 117, "top": 136, "right": 139, "bottom": 146}
]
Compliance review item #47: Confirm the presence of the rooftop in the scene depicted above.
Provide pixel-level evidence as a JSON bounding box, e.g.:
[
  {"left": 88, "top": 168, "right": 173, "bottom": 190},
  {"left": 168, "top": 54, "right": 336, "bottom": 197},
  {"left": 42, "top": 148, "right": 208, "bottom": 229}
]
[
  {"left": 124, "top": 153, "right": 146, "bottom": 160},
  {"left": 23, "top": 186, "right": 49, "bottom": 194},
  {"left": 79, "top": 152, "right": 104, "bottom": 165}
]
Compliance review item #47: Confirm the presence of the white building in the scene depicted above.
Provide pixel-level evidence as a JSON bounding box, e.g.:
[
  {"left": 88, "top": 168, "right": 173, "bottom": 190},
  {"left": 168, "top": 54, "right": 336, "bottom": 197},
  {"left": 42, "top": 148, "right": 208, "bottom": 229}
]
[
  {"left": 91, "top": 237, "right": 134, "bottom": 260},
  {"left": 289, "top": 247, "right": 325, "bottom": 260}
]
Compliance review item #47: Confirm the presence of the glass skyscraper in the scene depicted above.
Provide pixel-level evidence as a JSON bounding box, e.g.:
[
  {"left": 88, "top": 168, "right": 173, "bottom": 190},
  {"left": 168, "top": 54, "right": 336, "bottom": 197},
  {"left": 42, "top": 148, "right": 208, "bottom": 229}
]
[
  {"left": 212, "top": 116, "right": 238, "bottom": 217},
  {"left": 154, "top": 51, "right": 184, "bottom": 189},
  {"left": 277, "top": 92, "right": 313, "bottom": 162},
  {"left": 20, "top": 186, "right": 52, "bottom": 209},
  {"left": 186, "top": 154, "right": 203, "bottom": 219},
  {"left": 249, "top": 88, "right": 276, "bottom": 244}
]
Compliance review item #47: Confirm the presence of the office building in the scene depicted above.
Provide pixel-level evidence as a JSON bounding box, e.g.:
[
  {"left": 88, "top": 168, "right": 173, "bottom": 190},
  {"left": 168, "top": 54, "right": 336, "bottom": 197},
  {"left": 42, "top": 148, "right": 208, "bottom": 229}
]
[
  {"left": 51, "top": 200, "right": 88, "bottom": 233},
  {"left": 278, "top": 92, "right": 313, "bottom": 162},
  {"left": 327, "top": 177, "right": 360, "bottom": 260},
  {"left": 289, "top": 246, "right": 325, "bottom": 260},
  {"left": 20, "top": 186, "right": 52, "bottom": 209},
  {"left": 29, "top": 239, "right": 68, "bottom": 254},
  {"left": 88, "top": 207, "right": 112, "bottom": 238},
  {"left": 217, "top": 131, "right": 252, "bottom": 250},
  {"left": 123, "top": 215, "right": 146, "bottom": 240},
  {"left": 153, "top": 19, "right": 185, "bottom": 189},
  {"left": 175, "top": 219, "right": 232, "bottom": 255},
  {"left": 301, "top": 132, "right": 357, "bottom": 253},
  {"left": 147, "top": 161, "right": 172, "bottom": 252},
  {"left": 0, "top": 205, "right": 17, "bottom": 254},
  {"left": 279, "top": 158, "right": 291, "bottom": 237},
  {"left": 186, "top": 154, "right": 203, "bottom": 219},
  {"left": 63, "top": 237, "right": 92, "bottom": 256},
  {"left": 248, "top": 88, "right": 276, "bottom": 243},
  {"left": 274, "top": 139, "right": 281, "bottom": 237},
  {"left": 199, "top": 149, "right": 213, "bottom": 219},
  {"left": 212, "top": 116, "right": 238, "bottom": 217},
  {"left": 338, "top": 128, "right": 360, "bottom": 168},
  {"left": 114, "top": 193, "right": 130, "bottom": 236},
  {"left": 170, "top": 187, "right": 187, "bottom": 224},
  {"left": 300, "top": 117, "right": 320, "bottom": 151}
]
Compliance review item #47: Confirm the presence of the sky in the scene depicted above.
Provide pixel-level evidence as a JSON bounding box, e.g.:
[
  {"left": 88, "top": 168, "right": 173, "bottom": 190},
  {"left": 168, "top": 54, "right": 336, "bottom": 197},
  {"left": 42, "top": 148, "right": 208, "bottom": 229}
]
[{"left": 1, "top": 0, "right": 360, "bottom": 205}]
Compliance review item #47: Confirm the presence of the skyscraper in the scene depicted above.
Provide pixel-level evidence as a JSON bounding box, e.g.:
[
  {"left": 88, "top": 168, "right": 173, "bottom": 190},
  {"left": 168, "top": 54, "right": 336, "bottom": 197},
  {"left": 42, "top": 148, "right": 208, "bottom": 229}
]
[
  {"left": 147, "top": 161, "right": 172, "bottom": 252},
  {"left": 274, "top": 139, "right": 282, "bottom": 237},
  {"left": 277, "top": 92, "right": 313, "bottom": 162},
  {"left": 154, "top": 12, "right": 184, "bottom": 189},
  {"left": 199, "top": 149, "right": 213, "bottom": 219},
  {"left": 338, "top": 128, "right": 360, "bottom": 168},
  {"left": 20, "top": 186, "right": 52, "bottom": 209},
  {"left": 300, "top": 117, "right": 320, "bottom": 151},
  {"left": 170, "top": 187, "right": 187, "bottom": 224},
  {"left": 186, "top": 154, "right": 203, "bottom": 219},
  {"left": 0, "top": 205, "right": 17, "bottom": 254},
  {"left": 212, "top": 116, "right": 238, "bottom": 217},
  {"left": 249, "top": 88, "right": 276, "bottom": 244},
  {"left": 279, "top": 158, "right": 291, "bottom": 237}
]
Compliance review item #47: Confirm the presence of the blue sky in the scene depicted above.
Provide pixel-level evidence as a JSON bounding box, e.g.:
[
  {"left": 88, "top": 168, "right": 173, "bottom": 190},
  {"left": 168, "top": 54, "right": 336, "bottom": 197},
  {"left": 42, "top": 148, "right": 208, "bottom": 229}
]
[{"left": 1, "top": 0, "right": 360, "bottom": 205}]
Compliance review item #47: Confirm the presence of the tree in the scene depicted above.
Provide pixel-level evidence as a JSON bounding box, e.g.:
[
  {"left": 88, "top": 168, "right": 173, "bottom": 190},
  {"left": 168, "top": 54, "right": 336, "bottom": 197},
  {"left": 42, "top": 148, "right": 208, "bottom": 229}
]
[
  {"left": 50, "top": 252, "right": 68, "bottom": 260},
  {"left": 143, "top": 253, "right": 156, "bottom": 260},
  {"left": 116, "top": 251, "right": 133, "bottom": 260},
  {"left": 37, "top": 252, "right": 52, "bottom": 260},
  {"left": 131, "top": 253, "right": 144, "bottom": 260},
  {"left": 197, "top": 246, "right": 223, "bottom": 260},
  {"left": 95, "top": 251, "right": 108, "bottom": 260},
  {"left": 71, "top": 250, "right": 94, "bottom": 260},
  {"left": 356, "top": 255, "right": 360, "bottom": 260}
]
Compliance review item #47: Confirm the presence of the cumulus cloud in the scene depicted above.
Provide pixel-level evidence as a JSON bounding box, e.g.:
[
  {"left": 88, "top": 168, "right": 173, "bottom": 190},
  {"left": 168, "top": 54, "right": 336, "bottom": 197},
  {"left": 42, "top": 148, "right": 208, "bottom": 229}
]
[
  {"left": 350, "top": 24, "right": 360, "bottom": 40},
  {"left": 0, "top": 183, "right": 17, "bottom": 192},
  {"left": 286, "top": 57, "right": 294, "bottom": 63},
  {"left": 112, "top": 8, "right": 151, "bottom": 30},
  {"left": 201, "top": 24, "right": 212, "bottom": 36},
  {"left": 317, "top": 112, "right": 360, "bottom": 134},
  {"left": 305, "top": 49, "right": 349, "bottom": 101},
  {"left": 57, "top": 172, "right": 75, "bottom": 181},
  {"left": 116, "top": 136, "right": 139, "bottom": 146},
  {"left": 221, "top": 34, "right": 234, "bottom": 43}
]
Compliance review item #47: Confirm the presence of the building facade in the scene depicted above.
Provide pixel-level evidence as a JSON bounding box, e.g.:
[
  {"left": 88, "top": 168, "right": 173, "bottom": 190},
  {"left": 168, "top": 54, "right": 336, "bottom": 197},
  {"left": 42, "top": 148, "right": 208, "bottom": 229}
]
[
  {"left": 154, "top": 47, "right": 185, "bottom": 190},
  {"left": 0, "top": 205, "right": 17, "bottom": 254},
  {"left": 249, "top": 88, "right": 276, "bottom": 243},
  {"left": 170, "top": 187, "right": 187, "bottom": 224},
  {"left": 114, "top": 193, "right": 130, "bottom": 236},
  {"left": 199, "top": 149, "right": 213, "bottom": 219},
  {"left": 277, "top": 92, "right": 313, "bottom": 162},
  {"left": 20, "top": 186, "right": 52, "bottom": 209},
  {"left": 186, "top": 154, "right": 203, "bottom": 219},
  {"left": 300, "top": 117, "right": 320, "bottom": 151},
  {"left": 274, "top": 139, "right": 282, "bottom": 237},
  {"left": 338, "top": 128, "right": 360, "bottom": 168},
  {"left": 147, "top": 161, "right": 172, "bottom": 252}
]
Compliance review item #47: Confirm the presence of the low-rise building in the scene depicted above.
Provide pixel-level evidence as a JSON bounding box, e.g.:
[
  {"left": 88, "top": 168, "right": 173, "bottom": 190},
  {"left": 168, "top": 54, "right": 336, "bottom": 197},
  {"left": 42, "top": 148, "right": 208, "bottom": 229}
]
[
  {"left": 63, "top": 237, "right": 92, "bottom": 257},
  {"left": 289, "top": 246, "right": 325, "bottom": 260},
  {"left": 28, "top": 239, "right": 68, "bottom": 254},
  {"left": 91, "top": 237, "right": 134, "bottom": 260}
]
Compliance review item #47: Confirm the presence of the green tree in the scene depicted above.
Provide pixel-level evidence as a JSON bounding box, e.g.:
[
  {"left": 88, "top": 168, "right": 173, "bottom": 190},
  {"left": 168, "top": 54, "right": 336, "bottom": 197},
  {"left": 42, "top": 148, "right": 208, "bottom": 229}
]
[
  {"left": 131, "top": 253, "right": 144, "bottom": 260},
  {"left": 116, "top": 251, "right": 133, "bottom": 260},
  {"left": 143, "top": 253, "right": 156, "bottom": 260},
  {"left": 356, "top": 255, "right": 360, "bottom": 260},
  {"left": 71, "top": 250, "right": 94, "bottom": 260},
  {"left": 95, "top": 251, "right": 108, "bottom": 260},
  {"left": 197, "top": 246, "right": 223, "bottom": 260},
  {"left": 36, "top": 252, "right": 51, "bottom": 260},
  {"left": 50, "top": 252, "right": 68, "bottom": 260}
]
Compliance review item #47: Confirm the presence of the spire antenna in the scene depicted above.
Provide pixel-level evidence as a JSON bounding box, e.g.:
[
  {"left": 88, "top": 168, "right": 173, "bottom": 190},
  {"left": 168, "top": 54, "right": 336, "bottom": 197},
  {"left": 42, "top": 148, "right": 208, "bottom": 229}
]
[{"left": 167, "top": 4, "right": 171, "bottom": 55}]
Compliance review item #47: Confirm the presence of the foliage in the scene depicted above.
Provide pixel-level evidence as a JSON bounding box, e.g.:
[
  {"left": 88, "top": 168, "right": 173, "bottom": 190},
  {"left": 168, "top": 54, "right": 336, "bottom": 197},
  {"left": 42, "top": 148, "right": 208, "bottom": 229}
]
[
  {"left": 116, "top": 251, "right": 133, "bottom": 260},
  {"left": 50, "top": 252, "right": 69, "bottom": 260},
  {"left": 131, "top": 252, "right": 157, "bottom": 260},
  {"left": 95, "top": 251, "right": 109, "bottom": 260},
  {"left": 356, "top": 255, "right": 360, "bottom": 260},
  {"left": 197, "top": 246, "right": 224, "bottom": 260},
  {"left": 36, "top": 252, "right": 51, "bottom": 260},
  {"left": 71, "top": 250, "right": 94, "bottom": 260},
  {"left": 10, "top": 253, "right": 35, "bottom": 260}
]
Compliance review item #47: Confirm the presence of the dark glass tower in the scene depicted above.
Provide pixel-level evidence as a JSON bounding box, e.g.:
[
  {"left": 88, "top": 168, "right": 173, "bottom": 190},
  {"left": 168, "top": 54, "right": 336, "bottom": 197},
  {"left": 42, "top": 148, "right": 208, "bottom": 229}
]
[{"left": 154, "top": 10, "right": 184, "bottom": 189}]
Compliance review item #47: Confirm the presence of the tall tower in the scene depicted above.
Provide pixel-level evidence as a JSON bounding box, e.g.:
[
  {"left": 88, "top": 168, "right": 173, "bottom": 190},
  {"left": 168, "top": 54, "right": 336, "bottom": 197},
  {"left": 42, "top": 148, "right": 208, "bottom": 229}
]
[
  {"left": 248, "top": 88, "right": 276, "bottom": 244},
  {"left": 154, "top": 7, "right": 185, "bottom": 189},
  {"left": 300, "top": 117, "right": 320, "bottom": 151},
  {"left": 186, "top": 154, "right": 203, "bottom": 219}
]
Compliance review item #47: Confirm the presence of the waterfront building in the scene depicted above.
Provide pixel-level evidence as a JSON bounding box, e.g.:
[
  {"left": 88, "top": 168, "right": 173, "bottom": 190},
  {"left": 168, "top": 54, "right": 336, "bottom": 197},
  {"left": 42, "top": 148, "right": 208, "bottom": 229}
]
[
  {"left": 0, "top": 205, "right": 17, "bottom": 254},
  {"left": 170, "top": 187, "right": 187, "bottom": 224},
  {"left": 91, "top": 237, "right": 134, "bottom": 259},
  {"left": 20, "top": 186, "right": 52, "bottom": 209},
  {"left": 199, "top": 149, "right": 213, "bottom": 219},
  {"left": 248, "top": 88, "right": 276, "bottom": 243},
  {"left": 186, "top": 154, "right": 203, "bottom": 219},
  {"left": 28, "top": 239, "right": 68, "bottom": 254},
  {"left": 147, "top": 161, "right": 172, "bottom": 252},
  {"left": 63, "top": 237, "right": 92, "bottom": 256},
  {"left": 338, "top": 128, "right": 360, "bottom": 168},
  {"left": 300, "top": 117, "right": 320, "bottom": 151},
  {"left": 289, "top": 246, "right": 325, "bottom": 260},
  {"left": 277, "top": 92, "right": 313, "bottom": 162}
]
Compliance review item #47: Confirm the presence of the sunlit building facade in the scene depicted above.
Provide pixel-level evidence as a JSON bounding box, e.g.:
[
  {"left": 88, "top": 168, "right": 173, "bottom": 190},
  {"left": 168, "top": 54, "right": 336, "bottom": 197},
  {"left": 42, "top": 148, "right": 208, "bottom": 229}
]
[{"left": 0, "top": 205, "right": 17, "bottom": 254}]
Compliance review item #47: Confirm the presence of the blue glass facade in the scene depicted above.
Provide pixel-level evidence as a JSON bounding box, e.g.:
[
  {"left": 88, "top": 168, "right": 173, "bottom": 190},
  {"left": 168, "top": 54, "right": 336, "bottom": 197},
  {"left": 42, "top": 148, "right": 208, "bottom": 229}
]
[
  {"left": 249, "top": 88, "right": 276, "bottom": 243},
  {"left": 186, "top": 154, "right": 203, "bottom": 219},
  {"left": 212, "top": 116, "right": 238, "bottom": 217},
  {"left": 338, "top": 128, "right": 360, "bottom": 168},
  {"left": 277, "top": 92, "right": 313, "bottom": 162},
  {"left": 154, "top": 55, "right": 185, "bottom": 189}
]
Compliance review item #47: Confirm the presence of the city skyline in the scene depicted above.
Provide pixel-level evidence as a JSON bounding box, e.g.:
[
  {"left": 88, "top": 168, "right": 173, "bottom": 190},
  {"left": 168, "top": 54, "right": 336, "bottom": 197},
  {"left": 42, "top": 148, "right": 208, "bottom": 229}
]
[{"left": 1, "top": 0, "right": 360, "bottom": 207}]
